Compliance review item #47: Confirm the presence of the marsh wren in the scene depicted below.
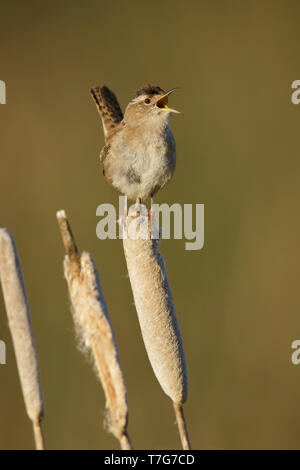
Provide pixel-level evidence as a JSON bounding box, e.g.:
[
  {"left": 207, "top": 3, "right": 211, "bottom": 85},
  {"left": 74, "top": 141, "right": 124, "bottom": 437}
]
[{"left": 91, "top": 84, "right": 179, "bottom": 209}]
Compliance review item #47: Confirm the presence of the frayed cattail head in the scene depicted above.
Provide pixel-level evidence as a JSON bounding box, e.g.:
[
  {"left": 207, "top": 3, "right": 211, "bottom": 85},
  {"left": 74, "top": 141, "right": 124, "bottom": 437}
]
[{"left": 57, "top": 210, "right": 131, "bottom": 449}]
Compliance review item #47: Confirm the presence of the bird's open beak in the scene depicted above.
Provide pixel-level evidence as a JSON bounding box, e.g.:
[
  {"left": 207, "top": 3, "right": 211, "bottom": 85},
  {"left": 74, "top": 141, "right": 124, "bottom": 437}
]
[{"left": 156, "top": 88, "right": 180, "bottom": 114}]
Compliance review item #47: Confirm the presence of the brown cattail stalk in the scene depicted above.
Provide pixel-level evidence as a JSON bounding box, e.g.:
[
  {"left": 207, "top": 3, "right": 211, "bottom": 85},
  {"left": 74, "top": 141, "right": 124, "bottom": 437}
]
[
  {"left": 123, "top": 211, "right": 191, "bottom": 450},
  {"left": 0, "top": 229, "right": 45, "bottom": 450},
  {"left": 56, "top": 210, "right": 131, "bottom": 450},
  {"left": 173, "top": 402, "right": 191, "bottom": 450}
]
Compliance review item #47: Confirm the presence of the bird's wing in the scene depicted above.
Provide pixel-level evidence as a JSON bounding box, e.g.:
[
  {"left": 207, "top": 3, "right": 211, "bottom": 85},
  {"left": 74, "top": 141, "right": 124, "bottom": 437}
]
[
  {"left": 91, "top": 85, "right": 123, "bottom": 141},
  {"left": 100, "top": 143, "right": 110, "bottom": 164},
  {"left": 100, "top": 144, "right": 113, "bottom": 183}
]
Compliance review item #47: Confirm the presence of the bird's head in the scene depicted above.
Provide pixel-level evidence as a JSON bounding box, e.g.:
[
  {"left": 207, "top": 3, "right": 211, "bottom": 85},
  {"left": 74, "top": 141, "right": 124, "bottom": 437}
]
[{"left": 124, "top": 84, "right": 180, "bottom": 124}]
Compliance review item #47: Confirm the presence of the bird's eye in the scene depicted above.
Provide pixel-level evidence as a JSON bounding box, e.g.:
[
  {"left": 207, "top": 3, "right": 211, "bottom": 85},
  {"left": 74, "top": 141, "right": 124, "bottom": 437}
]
[{"left": 144, "top": 98, "right": 151, "bottom": 104}]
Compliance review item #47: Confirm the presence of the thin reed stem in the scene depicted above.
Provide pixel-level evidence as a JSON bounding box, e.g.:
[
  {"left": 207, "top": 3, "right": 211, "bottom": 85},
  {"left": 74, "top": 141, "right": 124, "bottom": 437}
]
[
  {"left": 120, "top": 432, "right": 132, "bottom": 450},
  {"left": 173, "top": 402, "right": 191, "bottom": 450},
  {"left": 33, "top": 419, "right": 45, "bottom": 450},
  {"left": 56, "top": 210, "right": 80, "bottom": 265}
]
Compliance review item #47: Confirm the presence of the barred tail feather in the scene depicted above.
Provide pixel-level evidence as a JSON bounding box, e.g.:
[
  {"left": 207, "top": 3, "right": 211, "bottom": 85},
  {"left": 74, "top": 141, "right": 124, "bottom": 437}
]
[{"left": 91, "top": 85, "right": 123, "bottom": 139}]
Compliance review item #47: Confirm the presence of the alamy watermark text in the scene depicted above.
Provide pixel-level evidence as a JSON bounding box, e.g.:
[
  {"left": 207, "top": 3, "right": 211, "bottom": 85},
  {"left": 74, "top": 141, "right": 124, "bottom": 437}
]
[
  {"left": 96, "top": 197, "right": 204, "bottom": 251},
  {"left": 0, "top": 340, "right": 6, "bottom": 365},
  {"left": 291, "top": 80, "right": 300, "bottom": 104},
  {"left": 0, "top": 80, "right": 6, "bottom": 104}
]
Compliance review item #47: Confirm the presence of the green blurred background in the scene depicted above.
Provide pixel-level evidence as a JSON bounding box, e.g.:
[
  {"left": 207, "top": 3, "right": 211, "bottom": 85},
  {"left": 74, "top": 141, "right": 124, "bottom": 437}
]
[{"left": 1, "top": 0, "right": 300, "bottom": 450}]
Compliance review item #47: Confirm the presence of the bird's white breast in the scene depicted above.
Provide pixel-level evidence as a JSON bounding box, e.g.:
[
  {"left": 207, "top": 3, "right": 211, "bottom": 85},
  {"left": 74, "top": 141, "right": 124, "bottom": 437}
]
[{"left": 106, "top": 116, "right": 176, "bottom": 200}]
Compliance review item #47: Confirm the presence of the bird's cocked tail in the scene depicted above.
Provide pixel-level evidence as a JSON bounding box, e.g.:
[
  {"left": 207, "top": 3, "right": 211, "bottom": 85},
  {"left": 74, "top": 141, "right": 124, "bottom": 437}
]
[{"left": 91, "top": 85, "right": 123, "bottom": 140}]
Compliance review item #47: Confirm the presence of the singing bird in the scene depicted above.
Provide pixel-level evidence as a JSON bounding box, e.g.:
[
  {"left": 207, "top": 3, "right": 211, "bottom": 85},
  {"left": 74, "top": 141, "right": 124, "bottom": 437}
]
[{"left": 91, "top": 84, "right": 179, "bottom": 210}]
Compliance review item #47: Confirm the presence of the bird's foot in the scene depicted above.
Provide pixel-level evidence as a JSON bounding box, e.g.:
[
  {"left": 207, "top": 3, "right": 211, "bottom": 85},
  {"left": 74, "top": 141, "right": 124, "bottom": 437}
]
[
  {"left": 122, "top": 196, "right": 128, "bottom": 231},
  {"left": 148, "top": 196, "right": 159, "bottom": 240}
]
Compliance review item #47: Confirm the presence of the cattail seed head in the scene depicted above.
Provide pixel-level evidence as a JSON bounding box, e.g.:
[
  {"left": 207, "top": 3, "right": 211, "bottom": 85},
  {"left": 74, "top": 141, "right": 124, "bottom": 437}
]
[
  {"left": 123, "top": 214, "right": 188, "bottom": 404},
  {"left": 57, "top": 210, "right": 131, "bottom": 448},
  {"left": 0, "top": 228, "right": 45, "bottom": 449}
]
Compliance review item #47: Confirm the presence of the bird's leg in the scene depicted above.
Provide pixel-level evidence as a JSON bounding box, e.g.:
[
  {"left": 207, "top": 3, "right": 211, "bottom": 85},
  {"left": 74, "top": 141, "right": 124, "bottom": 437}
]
[
  {"left": 122, "top": 195, "right": 128, "bottom": 229},
  {"left": 149, "top": 195, "right": 154, "bottom": 237},
  {"left": 150, "top": 196, "right": 154, "bottom": 218},
  {"left": 136, "top": 197, "right": 142, "bottom": 215}
]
